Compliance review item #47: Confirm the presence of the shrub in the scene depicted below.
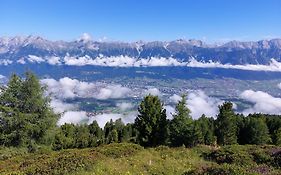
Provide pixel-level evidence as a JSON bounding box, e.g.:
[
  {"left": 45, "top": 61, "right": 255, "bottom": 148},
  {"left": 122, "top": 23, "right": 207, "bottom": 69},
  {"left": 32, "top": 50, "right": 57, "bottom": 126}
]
[
  {"left": 185, "top": 164, "right": 248, "bottom": 175},
  {"left": 206, "top": 145, "right": 254, "bottom": 166},
  {"left": 96, "top": 143, "right": 143, "bottom": 158},
  {"left": 272, "top": 151, "right": 281, "bottom": 168}
]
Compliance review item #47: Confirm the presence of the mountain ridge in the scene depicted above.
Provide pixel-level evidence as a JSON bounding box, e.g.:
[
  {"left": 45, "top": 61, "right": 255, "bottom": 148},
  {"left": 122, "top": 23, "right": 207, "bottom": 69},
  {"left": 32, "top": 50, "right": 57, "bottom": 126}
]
[{"left": 1, "top": 35, "right": 281, "bottom": 65}]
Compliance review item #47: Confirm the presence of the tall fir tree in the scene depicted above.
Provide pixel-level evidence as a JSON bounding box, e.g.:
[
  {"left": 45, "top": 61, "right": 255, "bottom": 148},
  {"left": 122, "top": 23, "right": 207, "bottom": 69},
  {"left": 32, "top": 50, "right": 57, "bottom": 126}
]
[
  {"left": 246, "top": 116, "right": 271, "bottom": 144},
  {"left": 197, "top": 115, "right": 216, "bottom": 145},
  {"left": 134, "top": 95, "right": 168, "bottom": 147},
  {"left": 169, "top": 95, "right": 193, "bottom": 147},
  {"left": 215, "top": 102, "right": 238, "bottom": 145},
  {"left": 0, "top": 72, "right": 58, "bottom": 147}
]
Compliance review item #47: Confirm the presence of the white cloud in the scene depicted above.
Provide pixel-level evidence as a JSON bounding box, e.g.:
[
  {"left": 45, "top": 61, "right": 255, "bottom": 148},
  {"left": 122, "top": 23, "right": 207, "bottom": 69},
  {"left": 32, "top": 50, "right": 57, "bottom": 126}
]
[
  {"left": 17, "top": 58, "right": 26, "bottom": 64},
  {"left": 0, "top": 75, "right": 5, "bottom": 79},
  {"left": 63, "top": 55, "right": 92, "bottom": 66},
  {"left": 47, "top": 56, "right": 61, "bottom": 65},
  {"left": 0, "top": 59, "right": 12, "bottom": 65},
  {"left": 165, "top": 105, "right": 175, "bottom": 120},
  {"left": 134, "top": 57, "right": 184, "bottom": 67},
  {"left": 168, "top": 91, "right": 223, "bottom": 119},
  {"left": 278, "top": 83, "right": 281, "bottom": 89},
  {"left": 62, "top": 55, "right": 184, "bottom": 67},
  {"left": 96, "top": 85, "right": 131, "bottom": 99},
  {"left": 50, "top": 99, "right": 77, "bottom": 113},
  {"left": 170, "top": 94, "right": 182, "bottom": 104},
  {"left": 11, "top": 53, "right": 281, "bottom": 72},
  {"left": 116, "top": 102, "right": 134, "bottom": 111},
  {"left": 41, "top": 77, "right": 131, "bottom": 100},
  {"left": 240, "top": 90, "right": 281, "bottom": 115},
  {"left": 57, "top": 111, "right": 88, "bottom": 126},
  {"left": 41, "top": 77, "right": 96, "bottom": 99},
  {"left": 27, "top": 55, "right": 45, "bottom": 63},
  {"left": 144, "top": 88, "right": 161, "bottom": 96},
  {"left": 59, "top": 55, "right": 281, "bottom": 72},
  {"left": 187, "top": 57, "right": 281, "bottom": 72},
  {"left": 186, "top": 90, "right": 223, "bottom": 119},
  {"left": 78, "top": 33, "right": 92, "bottom": 42}
]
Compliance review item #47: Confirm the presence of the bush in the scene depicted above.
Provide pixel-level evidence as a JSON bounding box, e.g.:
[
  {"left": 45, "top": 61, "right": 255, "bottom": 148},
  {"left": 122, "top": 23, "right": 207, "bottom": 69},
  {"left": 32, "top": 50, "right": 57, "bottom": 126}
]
[
  {"left": 206, "top": 145, "right": 254, "bottom": 166},
  {"left": 185, "top": 164, "right": 248, "bottom": 175},
  {"left": 252, "top": 150, "right": 273, "bottom": 165},
  {"left": 19, "top": 149, "right": 101, "bottom": 175},
  {"left": 96, "top": 143, "right": 143, "bottom": 158},
  {"left": 272, "top": 151, "right": 281, "bottom": 168}
]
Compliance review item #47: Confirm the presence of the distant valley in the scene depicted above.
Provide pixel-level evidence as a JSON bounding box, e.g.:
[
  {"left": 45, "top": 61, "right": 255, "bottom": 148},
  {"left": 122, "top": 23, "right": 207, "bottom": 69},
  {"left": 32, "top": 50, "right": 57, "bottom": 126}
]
[{"left": 1, "top": 36, "right": 281, "bottom": 125}]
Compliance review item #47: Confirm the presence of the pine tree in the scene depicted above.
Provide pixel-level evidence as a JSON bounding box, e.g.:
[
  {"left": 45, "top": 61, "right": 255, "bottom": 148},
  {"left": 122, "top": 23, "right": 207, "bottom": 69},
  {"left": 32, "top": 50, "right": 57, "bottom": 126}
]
[
  {"left": 75, "top": 125, "right": 90, "bottom": 148},
  {"left": 88, "top": 120, "right": 103, "bottom": 146},
  {"left": 246, "top": 116, "right": 271, "bottom": 144},
  {"left": 0, "top": 74, "right": 22, "bottom": 108},
  {"left": 189, "top": 121, "right": 204, "bottom": 146},
  {"left": 134, "top": 95, "right": 168, "bottom": 147},
  {"left": 0, "top": 72, "right": 58, "bottom": 147},
  {"left": 215, "top": 102, "right": 238, "bottom": 145},
  {"left": 169, "top": 95, "right": 193, "bottom": 147},
  {"left": 197, "top": 115, "right": 216, "bottom": 145},
  {"left": 274, "top": 128, "right": 281, "bottom": 145}
]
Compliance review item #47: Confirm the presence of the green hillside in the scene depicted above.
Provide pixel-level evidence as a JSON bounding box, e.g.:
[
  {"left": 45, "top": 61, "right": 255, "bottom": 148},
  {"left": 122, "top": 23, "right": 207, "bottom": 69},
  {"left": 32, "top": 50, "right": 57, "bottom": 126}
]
[{"left": 1, "top": 143, "right": 281, "bottom": 175}]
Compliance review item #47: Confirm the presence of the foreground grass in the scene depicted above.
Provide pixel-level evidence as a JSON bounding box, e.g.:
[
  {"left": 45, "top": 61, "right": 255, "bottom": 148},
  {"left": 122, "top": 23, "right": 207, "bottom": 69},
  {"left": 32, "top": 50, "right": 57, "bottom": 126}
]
[{"left": 0, "top": 143, "right": 281, "bottom": 175}]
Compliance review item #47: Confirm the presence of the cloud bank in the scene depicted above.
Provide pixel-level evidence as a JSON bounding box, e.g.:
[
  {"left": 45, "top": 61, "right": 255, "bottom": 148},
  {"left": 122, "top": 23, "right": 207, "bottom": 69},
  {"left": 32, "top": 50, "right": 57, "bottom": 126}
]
[
  {"left": 7, "top": 54, "right": 281, "bottom": 72},
  {"left": 41, "top": 77, "right": 281, "bottom": 126},
  {"left": 187, "top": 58, "right": 281, "bottom": 72},
  {"left": 278, "top": 83, "right": 281, "bottom": 89},
  {"left": 57, "top": 111, "right": 88, "bottom": 126},
  {"left": 78, "top": 33, "right": 93, "bottom": 42},
  {"left": 0, "top": 59, "right": 12, "bottom": 65},
  {"left": 41, "top": 77, "right": 131, "bottom": 100},
  {"left": 96, "top": 85, "right": 131, "bottom": 100},
  {"left": 50, "top": 99, "right": 77, "bottom": 113},
  {"left": 186, "top": 91, "right": 223, "bottom": 119},
  {"left": 169, "top": 91, "right": 223, "bottom": 119},
  {"left": 116, "top": 102, "right": 134, "bottom": 111},
  {"left": 240, "top": 90, "right": 281, "bottom": 115},
  {"left": 144, "top": 88, "right": 162, "bottom": 96}
]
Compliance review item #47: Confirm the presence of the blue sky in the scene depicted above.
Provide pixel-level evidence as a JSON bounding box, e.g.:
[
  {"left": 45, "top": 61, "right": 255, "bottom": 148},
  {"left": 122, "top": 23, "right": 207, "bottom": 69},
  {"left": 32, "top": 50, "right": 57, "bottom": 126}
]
[{"left": 0, "top": 0, "right": 280, "bottom": 42}]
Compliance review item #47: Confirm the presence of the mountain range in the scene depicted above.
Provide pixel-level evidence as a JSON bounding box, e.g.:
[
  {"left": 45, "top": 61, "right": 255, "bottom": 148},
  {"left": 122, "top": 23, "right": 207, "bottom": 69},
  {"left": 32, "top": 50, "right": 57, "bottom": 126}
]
[{"left": 0, "top": 35, "right": 281, "bottom": 66}]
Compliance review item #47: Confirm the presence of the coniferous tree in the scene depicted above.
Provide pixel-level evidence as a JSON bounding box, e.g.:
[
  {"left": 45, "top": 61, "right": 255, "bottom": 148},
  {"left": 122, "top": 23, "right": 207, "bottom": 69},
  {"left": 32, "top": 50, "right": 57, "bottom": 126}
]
[
  {"left": 135, "top": 95, "right": 168, "bottom": 147},
  {"left": 75, "top": 125, "right": 90, "bottom": 148},
  {"left": 274, "top": 128, "right": 281, "bottom": 145},
  {"left": 0, "top": 72, "right": 58, "bottom": 147},
  {"left": 189, "top": 121, "right": 204, "bottom": 146},
  {"left": 169, "top": 95, "right": 193, "bottom": 147},
  {"left": 88, "top": 120, "right": 103, "bottom": 146},
  {"left": 197, "top": 115, "right": 216, "bottom": 145},
  {"left": 245, "top": 116, "right": 271, "bottom": 144},
  {"left": 215, "top": 102, "right": 238, "bottom": 145},
  {"left": 0, "top": 74, "right": 22, "bottom": 108},
  {"left": 60, "top": 123, "right": 76, "bottom": 148},
  {"left": 265, "top": 115, "right": 281, "bottom": 144}
]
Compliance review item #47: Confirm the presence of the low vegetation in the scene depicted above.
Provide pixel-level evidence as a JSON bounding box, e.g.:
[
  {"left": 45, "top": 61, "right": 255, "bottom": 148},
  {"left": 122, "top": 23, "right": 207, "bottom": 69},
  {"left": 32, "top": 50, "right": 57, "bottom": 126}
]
[{"left": 1, "top": 143, "right": 281, "bottom": 174}]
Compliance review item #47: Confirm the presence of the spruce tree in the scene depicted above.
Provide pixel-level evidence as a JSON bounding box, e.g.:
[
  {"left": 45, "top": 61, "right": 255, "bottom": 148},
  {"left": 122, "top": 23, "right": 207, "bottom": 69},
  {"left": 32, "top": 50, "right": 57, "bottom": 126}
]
[
  {"left": 246, "top": 116, "right": 271, "bottom": 144},
  {"left": 0, "top": 72, "right": 58, "bottom": 147},
  {"left": 215, "top": 102, "right": 238, "bottom": 145},
  {"left": 134, "top": 95, "right": 168, "bottom": 147},
  {"left": 197, "top": 115, "right": 216, "bottom": 145},
  {"left": 169, "top": 95, "right": 193, "bottom": 147}
]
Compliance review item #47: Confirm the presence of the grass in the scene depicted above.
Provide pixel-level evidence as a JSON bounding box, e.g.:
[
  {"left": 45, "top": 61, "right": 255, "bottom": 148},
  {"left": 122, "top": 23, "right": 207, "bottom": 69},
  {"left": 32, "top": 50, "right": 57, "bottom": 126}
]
[{"left": 0, "top": 143, "right": 281, "bottom": 175}]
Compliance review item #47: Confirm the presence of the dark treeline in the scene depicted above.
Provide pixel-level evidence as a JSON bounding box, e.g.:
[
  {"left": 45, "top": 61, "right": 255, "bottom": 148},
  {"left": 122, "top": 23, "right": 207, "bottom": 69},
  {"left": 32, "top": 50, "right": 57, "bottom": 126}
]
[{"left": 1, "top": 72, "right": 281, "bottom": 152}]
